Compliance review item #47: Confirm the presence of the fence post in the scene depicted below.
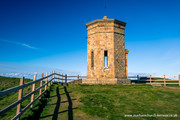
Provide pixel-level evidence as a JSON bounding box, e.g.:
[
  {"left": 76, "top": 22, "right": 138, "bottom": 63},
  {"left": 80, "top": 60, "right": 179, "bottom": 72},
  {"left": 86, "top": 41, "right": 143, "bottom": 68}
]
[
  {"left": 62, "top": 73, "right": 63, "bottom": 85},
  {"left": 53, "top": 71, "right": 55, "bottom": 82},
  {"left": 164, "top": 75, "right": 166, "bottom": 87},
  {"left": 31, "top": 75, "right": 36, "bottom": 108},
  {"left": 65, "top": 74, "right": 67, "bottom": 85},
  {"left": 48, "top": 72, "right": 51, "bottom": 86},
  {"left": 45, "top": 72, "right": 48, "bottom": 90},
  {"left": 179, "top": 75, "right": 180, "bottom": 87},
  {"left": 39, "top": 73, "right": 43, "bottom": 97},
  {"left": 16, "top": 77, "right": 24, "bottom": 120},
  {"left": 150, "top": 75, "right": 152, "bottom": 85},
  {"left": 58, "top": 72, "right": 60, "bottom": 83},
  {"left": 77, "top": 75, "right": 79, "bottom": 80},
  {"left": 51, "top": 71, "right": 53, "bottom": 84},
  {"left": 137, "top": 75, "right": 139, "bottom": 83}
]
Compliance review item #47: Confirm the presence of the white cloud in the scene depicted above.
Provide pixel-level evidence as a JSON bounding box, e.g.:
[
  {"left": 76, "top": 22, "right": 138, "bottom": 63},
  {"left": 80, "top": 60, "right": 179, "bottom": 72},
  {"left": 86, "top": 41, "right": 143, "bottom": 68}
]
[
  {"left": 0, "top": 39, "right": 38, "bottom": 50},
  {"left": 21, "top": 43, "right": 37, "bottom": 49}
]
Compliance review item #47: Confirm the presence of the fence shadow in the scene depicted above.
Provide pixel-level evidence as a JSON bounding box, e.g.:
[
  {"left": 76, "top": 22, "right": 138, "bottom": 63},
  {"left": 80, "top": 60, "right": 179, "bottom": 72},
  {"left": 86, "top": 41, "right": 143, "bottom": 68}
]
[
  {"left": 39, "top": 85, "right": 75, "bottom": 120},
  {"left": 52, "top": 86, "right": 61, "bottom": 120},
  {"left": 21, "top": 87, "right": 51, "bottom": 120},
  {"left": 64, "top": 86, "right": 73, "bottom": 120}
]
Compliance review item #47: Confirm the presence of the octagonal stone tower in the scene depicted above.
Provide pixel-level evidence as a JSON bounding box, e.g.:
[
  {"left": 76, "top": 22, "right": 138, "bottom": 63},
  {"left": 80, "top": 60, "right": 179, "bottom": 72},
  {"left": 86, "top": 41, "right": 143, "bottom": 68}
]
[{"left": 82, "top": 15, "right": 130, "bottom": 84}]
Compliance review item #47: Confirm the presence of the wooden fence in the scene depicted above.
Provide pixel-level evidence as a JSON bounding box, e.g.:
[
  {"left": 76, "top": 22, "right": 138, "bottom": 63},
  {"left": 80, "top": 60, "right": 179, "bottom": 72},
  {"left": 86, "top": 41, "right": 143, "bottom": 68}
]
[
  {"left": 146, "top": 75, "right": 180, "bottom": 86},
  {"left": 0, "top": 71, "right": 80, "bottom": 120},
  {"left": 132, "top": 75, "right": 180, "bottom": 86}
]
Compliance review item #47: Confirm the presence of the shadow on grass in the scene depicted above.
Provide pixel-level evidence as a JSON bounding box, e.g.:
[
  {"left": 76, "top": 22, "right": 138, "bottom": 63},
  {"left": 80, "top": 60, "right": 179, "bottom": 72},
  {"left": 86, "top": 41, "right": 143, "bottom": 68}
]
[
  {"left": 40, "top": 107, "right": 78, "bottom": 119},
  {"left": 47, "top": 98, "right": 76, "bottom": 105},
  {"left": 52, "top": 86, "right": 61, "bottom": 120},
  {"left": 40, "top": 85, "right": 75, "bottom": 120},
  {"left": 21, "top": 87, "right": 51, "bottom": 120},
  {"left": 64, "top": 86, "right": 73, "bottom": 120},
  {"left": 49, "top": 93, "right": 66, "bottom": 98}
]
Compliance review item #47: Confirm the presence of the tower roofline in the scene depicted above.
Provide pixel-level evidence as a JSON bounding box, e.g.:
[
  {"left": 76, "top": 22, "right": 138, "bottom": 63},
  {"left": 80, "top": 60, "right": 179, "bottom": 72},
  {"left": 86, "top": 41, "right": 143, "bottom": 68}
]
[{"left": 86, "top": 19, "right": 126, "bottom": 28}]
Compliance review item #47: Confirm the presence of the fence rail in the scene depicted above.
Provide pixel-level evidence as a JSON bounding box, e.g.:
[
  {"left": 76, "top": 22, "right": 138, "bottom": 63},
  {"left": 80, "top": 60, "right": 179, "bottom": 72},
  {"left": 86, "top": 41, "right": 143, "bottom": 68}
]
[
  {"left": 131, "top": 75, "right": 180, "bottom": 86},
  {"left": 0, "top": 71, "right": 80, "bottom": 120},
  {"left": 146, "top": 75, "right": 180, "bottom": 86},
  {"left": 0, "top": 74, "right": 54, "bottom": 97}
]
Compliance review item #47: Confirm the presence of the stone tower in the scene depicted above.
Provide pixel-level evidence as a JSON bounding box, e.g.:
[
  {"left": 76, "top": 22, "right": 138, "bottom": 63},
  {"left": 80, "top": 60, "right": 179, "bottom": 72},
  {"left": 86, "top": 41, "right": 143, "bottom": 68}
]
[{"left": 82, "top": 15, "right": 130, "bottom": 84}]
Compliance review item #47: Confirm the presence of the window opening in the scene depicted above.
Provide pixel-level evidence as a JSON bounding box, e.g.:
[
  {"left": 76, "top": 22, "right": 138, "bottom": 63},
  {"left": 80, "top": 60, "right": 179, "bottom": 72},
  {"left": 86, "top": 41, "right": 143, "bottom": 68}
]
[{"left": 104, "top": 50, "right": 108, "bottom": 67}]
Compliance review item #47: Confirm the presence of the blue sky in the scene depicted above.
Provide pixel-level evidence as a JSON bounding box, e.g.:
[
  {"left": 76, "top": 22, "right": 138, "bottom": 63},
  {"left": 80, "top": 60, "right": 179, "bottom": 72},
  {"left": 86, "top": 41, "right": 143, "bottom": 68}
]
[{"left": 0, "top": 0, "right": 180, "bottom": 76}]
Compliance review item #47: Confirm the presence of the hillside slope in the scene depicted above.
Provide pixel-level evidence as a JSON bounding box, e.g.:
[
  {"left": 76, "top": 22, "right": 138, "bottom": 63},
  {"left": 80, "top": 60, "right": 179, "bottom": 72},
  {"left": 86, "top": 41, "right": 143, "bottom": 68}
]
[{"left": 1, "top": 76, "right": 180, "bottom": 120}]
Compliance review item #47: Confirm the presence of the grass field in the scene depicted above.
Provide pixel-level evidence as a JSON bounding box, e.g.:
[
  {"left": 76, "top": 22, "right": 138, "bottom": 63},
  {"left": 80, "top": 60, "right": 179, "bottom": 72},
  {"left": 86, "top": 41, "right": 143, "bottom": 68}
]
[
  {"left": 1, "top": 76, "right": 180, "bottom": 120},
  {"left": 0, "top": 76, "right": 46, "bottom": 120}
]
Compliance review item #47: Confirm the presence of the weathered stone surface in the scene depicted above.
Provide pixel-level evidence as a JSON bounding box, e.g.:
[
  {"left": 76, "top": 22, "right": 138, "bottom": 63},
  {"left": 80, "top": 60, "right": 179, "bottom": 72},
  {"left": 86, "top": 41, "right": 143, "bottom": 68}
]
[
  {"left": 82, "top": 78, "right": 118, "bottom": 84},
  {"left": 84, "top": 16, "right": 129, "bottom": 84}
]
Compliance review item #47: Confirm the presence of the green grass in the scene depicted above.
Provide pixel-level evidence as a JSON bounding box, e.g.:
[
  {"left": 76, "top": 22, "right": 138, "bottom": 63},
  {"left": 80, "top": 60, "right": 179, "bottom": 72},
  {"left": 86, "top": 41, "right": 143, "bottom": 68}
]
[
  {"left": 77, "top": 84, "right": 180, "bottom": 120},
  {"left": 0, "top": 76, "right": 47, "bottom": 120},
  {"left": 0, "top": 76, "right": 32, "bottom": 91},
  {"left": 1, "top": 76, "right": 180, "bottom": 120},
  {"left": 40, "top": 84, "right": 180, "bottom": 120}
]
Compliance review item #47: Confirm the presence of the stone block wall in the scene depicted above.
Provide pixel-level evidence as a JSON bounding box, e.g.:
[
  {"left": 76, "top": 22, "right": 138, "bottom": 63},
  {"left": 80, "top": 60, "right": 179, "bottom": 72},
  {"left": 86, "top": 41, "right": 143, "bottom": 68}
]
[
  {"left": 85, "top": 18, "right": 129, "bottom": 84},
  {"left": 87, "top": 21, "right": 115, "bottom": 79},
  {"left": 114, "top": 33, "right": 126, "bottom": 79}
]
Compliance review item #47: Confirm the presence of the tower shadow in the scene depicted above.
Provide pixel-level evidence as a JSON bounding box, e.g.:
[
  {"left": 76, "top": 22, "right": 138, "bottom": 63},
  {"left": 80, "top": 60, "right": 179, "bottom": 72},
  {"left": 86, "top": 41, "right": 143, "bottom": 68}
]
[
  {"left": 64, "top": 86, "right": 73, "bottom": 120},
  {"left": 52, "top": 86, "right": 61, "bottom": 120}
]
